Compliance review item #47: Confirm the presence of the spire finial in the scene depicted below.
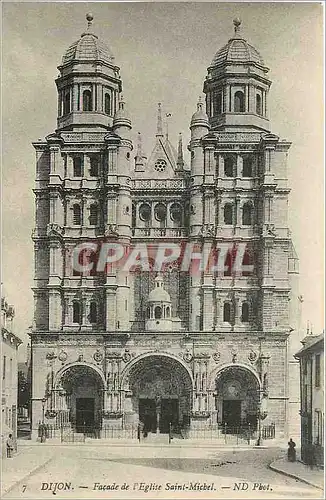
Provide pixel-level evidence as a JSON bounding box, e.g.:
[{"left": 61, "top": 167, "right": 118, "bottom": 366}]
[
  {"left": 233, "top": 17, "right": 241, "bottom": 35},
  {"left": 156, "top": 103, "right": 163, "bottom": 137},
  {"left": 197, "top": 96, "right": 203, "bottom": 112},
  {"left": 177, "top": 132, "right": 184, "bottom": 170},
  {"left": 136, "top": 132, "right": 142, "bottom": 156},
  {"left": 86, "top": 12, "right": 94, "bottom": 29}
]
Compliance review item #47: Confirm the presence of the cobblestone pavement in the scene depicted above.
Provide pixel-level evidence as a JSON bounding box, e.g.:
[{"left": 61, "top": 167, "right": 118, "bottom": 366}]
[{"left": 2, "top": 445, "right": 323, "bottom": 500}]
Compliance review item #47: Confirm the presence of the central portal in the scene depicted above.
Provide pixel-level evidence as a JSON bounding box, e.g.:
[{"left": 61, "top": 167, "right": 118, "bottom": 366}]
[{"left": 126, "top": 354, "right": 192, "bottom": 433}]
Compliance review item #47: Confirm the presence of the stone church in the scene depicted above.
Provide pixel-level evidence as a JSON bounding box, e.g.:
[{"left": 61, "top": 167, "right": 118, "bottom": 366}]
[{"left": 31, "top": 14, "right": 302, "bottom": 440}]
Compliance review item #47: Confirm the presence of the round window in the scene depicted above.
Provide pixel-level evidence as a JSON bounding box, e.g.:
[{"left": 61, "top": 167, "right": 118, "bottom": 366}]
[
  {"left": 170, "top": 203, "right": 182, "bottom": 222},
  {"left": 154, "top": 203, "right": 167, "bottom": 221},
  {"left": 154, "top": 159, "right": 167, "bottom": 172},
  {"left": 139, "top": 203, "right": 151, "bottom": 221}
]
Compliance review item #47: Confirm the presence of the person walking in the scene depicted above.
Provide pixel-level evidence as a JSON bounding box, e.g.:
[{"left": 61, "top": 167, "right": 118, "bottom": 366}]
[{"left": 6, "top": 433, "right": 15, "bottom": 458}]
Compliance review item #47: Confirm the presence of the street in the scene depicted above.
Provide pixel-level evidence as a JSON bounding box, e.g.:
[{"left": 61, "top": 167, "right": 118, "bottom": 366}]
[{"left": 3, "top": 445, "right": 323, "bottom": 499}]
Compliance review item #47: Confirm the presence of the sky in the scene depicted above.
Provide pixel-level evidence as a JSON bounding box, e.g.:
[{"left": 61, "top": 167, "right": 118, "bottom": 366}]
[{"left": 1, "top": 1, "right": 324, "bottom": 360}]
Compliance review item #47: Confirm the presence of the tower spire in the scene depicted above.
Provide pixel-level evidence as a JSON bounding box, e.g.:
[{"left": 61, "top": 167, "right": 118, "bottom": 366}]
[
  {"left": 156, "top": 103, "right": 163, "bottom": 137},
  {"left": 176, "top": 132, "right": 184, "bottom": 170},
  {"left": 135, "top": 132, "right": 145, "bottom": 171}
]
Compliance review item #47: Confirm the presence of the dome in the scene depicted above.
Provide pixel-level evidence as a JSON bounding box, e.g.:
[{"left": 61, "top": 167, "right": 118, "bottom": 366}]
[
  {"left": 210, "top": 19, "right": 265, "bottom": 68},
  {"left": 61, "top": 14, "right": 115, "bottom": 66},
  {"left": 148, "top": 275, "right": 171, "bottom": 303},
  {"left": 190, "top": 97, "right": 209, "bottom": 126}
]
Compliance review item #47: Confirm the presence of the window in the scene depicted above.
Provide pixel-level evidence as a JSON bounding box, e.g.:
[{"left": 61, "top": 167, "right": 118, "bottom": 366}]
[
  {"left": 132, "top": 204, "right": 136, "bottom": 227},
  {"left": 83, "top": 90, "right": 92, "bottom": 111},
  {"left": 154, "top": 159, "right": 167, "bottom": 172},
  {"left": 73, "top": 301, "right": 81, "bottom": 324},
  {"left": 213, "top": 92, "right": 222, "bottom": 115},
  {"left": 242, "top": 157, "right": 253, "bottom": 177},
  {"left": 73, "top": 157, "right": 83, "bottom": 177},
  {"left": 166, "top": 306, "right": 170, "bottom": 318},
  {"left": 315, "top": 354, "right": 321, "bottom": 387},
  {"left": 89, "top": 156, "right": 99, "bottom": 177},
  {"left": 224, "top": 204, "right": 233, "bottom": 225},
  {"left": 241, "top": 302, "right": 249, "bottom": 322},
  {"left": 139, "top": 203, "right": 151, "bottom": 222},
  {"left": 315, "top": 410, "right": 324, "bottom": 446},
  {"left": 234, "top": 90, "right": 245, "bottom": 112},
  {"left": 2, "top": 356, "right": 6, "bottom": 380},
  {"left": 73, "top": 204, "right": 81, "bottom": 225},
  {"left": 256, "top": 93, "right": 262, "bottom": 115},
  {"left": 223, "top": 302, "right": 231, "bottom": 322},
  {"left": 154, "top": 203, "right": 167, "bottom": 222},
  {"left": 154, "top": 306, "right": 162, "bottom": 319},
  {"left": 89, "top": 301, "right": 97, "bottom": 323},
  {"left": 242, "top": 203, "right": 253, "bottom": 225},
  {"left": 63, "top": 92, "right": 70, "bottom": 115},
  {"left": 89, "top": 204, "right": 98, "bottom": 226},
  {"left": 146, "top": 307, "right": 151, "bottom": 319},
  {"left": 170, "top": 203, "right": 182, "bottom": 223},
  {"left": 104, "top": 93, "right": 111, "bottom": 115},
  {"left": 224, "top": 157, "right": 234, "bottom": 177}
]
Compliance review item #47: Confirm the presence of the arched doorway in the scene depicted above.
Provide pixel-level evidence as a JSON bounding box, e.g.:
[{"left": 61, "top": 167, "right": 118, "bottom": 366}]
[
  {"left": 214, "top": 365, "right": 260, "bottom": 429},
  {"left": 56, "top": 364, "right": 104, "bottom": 433},
  {"left": 123, "top": 355, "right": 193, "bottom": 434}
]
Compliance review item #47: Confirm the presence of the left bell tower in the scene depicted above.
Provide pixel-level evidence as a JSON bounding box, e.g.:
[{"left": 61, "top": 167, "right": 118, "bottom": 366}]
[{"left": 56, "top": 13, "right": 122, "bottom": 132}]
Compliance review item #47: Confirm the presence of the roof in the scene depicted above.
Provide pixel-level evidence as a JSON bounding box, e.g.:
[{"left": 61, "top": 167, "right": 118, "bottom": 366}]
[
  {"left": 148, "top": 287, "right": 171, "bottom": 302},
  {"left": 295, "top": 334, "right": 324, "bottom": 358},
  {"left": 210, "top": 19, "right": 265, "bottom": 69},
  {"left": 62, "top": 33, "right": 115, "bottom": 65}
]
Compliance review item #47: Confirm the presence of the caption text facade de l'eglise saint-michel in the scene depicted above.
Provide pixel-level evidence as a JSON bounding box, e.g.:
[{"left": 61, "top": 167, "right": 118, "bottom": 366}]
[{"left": 30, "top": 15, "right": 302, "bottom": 441}]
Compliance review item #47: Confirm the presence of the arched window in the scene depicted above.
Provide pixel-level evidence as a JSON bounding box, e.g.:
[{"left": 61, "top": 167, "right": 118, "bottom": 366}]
[
  {"left": 139, "top": 203, "right": 151, "bottom": 222},
  {"left": 73, "top": 157, "right": 83, "bottom": 177},
  {"left": 242, "top": 203, "right": 252, "bottom": 225},
  {"left": 132, "top": 204, "right": 136, "bottom": 228},
  {"left": 146, "top": 307, "right": 151, "bottom": 319},
  {"left": 89, "top": 156, "right": 99, "bottom": 177},
  {"left": 73, "top": 204, "right": 81, "bottom": 225},
  {"left": 256, "top": 93, "right": 262, "bottom": 115},
  {"left": 73, "top": 301, "right": 81, "bottom": 324},
  {"left": 224, "top": 156, "right": 234, "bottom": 177},
  {"left": 154, "top": 306, "right": 162, "bottom": 319},
  {"left": 166, "top": 306, "right": 170, "bottom": 318},
  {"left": 241, "top": 302, "right": 249, "bottom": 322},
  {"left": 89, "top": 204, "right": 98, "bottom": 226},
  {"left": 63, "top": 92, "right": 70, "bottom": 115},
  {"left": 234, "top": 91, "right": 245, "bottom": 112},
  {"left": 104, "top": 93, "right": 111, "bottom": 115},
  {"left": 224, "top": 204, "right": 233, "bottom": 225},
  {"left": 242, "top": 157, "right": 253, "bottom": 177},
  {"left": 170, "top": 203, "right": 182, "bottom": 224},
  {"left": 83, "top": 90, "right": 92, "bottom": 111},
  {"left": 213, "top": 92, "right": 222, "bottom": 116},
  {"left": 89, "top": 301, "right": 97, "bottom": 323},
  {"left": 223, "top": 302, "right": 231, "bottom": 323},
  {"left": 154, "top": 203, "right": 167, "bottom": 223}
]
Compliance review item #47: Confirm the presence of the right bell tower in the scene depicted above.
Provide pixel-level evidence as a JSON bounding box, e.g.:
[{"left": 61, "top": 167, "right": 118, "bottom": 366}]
[{"left": 203, "top": 18, "right": 271, "bottom": 132}]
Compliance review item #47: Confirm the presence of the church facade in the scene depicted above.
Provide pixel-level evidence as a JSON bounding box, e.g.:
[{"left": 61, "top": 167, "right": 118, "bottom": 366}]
[{"left": 30, "top": 14, "right": 302, "bottom": 440}]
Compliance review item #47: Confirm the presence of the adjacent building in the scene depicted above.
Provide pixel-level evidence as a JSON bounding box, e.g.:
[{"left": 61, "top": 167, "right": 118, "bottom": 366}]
[
  {"left": 295, "top": 333, "right": 324, "bottom": 466},
  {"left": 30, "top": 14, "right": 302, "bottom": 440},
  {"left": 1, "top": 296, "right": 22, "bottom": 456}
]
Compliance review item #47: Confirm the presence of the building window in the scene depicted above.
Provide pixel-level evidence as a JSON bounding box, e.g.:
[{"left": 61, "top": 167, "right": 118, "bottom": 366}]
[
  {"left": 89, "top": 156, "right": 99, "bottom": 176},
  {"left": 154, "top": 306, "right": 162, "bottom": 319},
  {"left": 73, "top": 301, "right": 82, "bottom": 324},
  {"left": 139, "top": 203, "right": 151, "bottom": 222},
  {"left": 242, "top": 157, "right": 253, "bottom": 177},
  {"left": 224, "top": 203, "right": 233, "bottom": 225},
  {"left": 242, "top": 203, "right": 253, "bottom": 225},
  {"left": 166, "top": 306, "right": 170, "bottom": 318},
  {"left": 154, "top": 159, "right": 167, "bottom": 172},
  {"left": 89, "top": 301, "right": 97, "bottom": 323},
  {"left": 213, "top": 92, "right": 222, "bottom": 115},
  {"left": 256, "top": 93, "right": 262, "bottom": 115},
  {"left": 89, "top": 204, "right": 98, "bottom": 226},
  {"left": 315, "top": 410, "right": 324, "bottom": 446},
  {"left": 223, "top": 302, "right": 231, "bottom": 322},
  {"left": 234, "top": 90, "right": 245, "bottom": 112},
  {"left": 104, "top": 93, "right": 111, "bottom": 115},
  {"left": 63, "top": 91, "right": 70, "bottom": 115},
  {"left": 83, "top": 90, "right": 92, "bottom": 111},
  {"left": 73, "top": 204, "right": 82, "bottom": 225},
  {"left": 73, "top": 157, "right": 83, "bottom": 177},
  {"left": 2, "top": 356, "right": 6, "bottom": 380},
  {"left": 154, "top": 203, "right": 167, "bottom": 222},
  {"left": 241, "top": 302, "right": 249, "bottom": 322},
  {"left": 315, "top": 354, "right": 321, "bottom": 387},
  {"left": 170, "top": 203, "right": 182, "bottom": 223},
  {"left": 224, "top": 156, "right": 234, "bottom": 177}
]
